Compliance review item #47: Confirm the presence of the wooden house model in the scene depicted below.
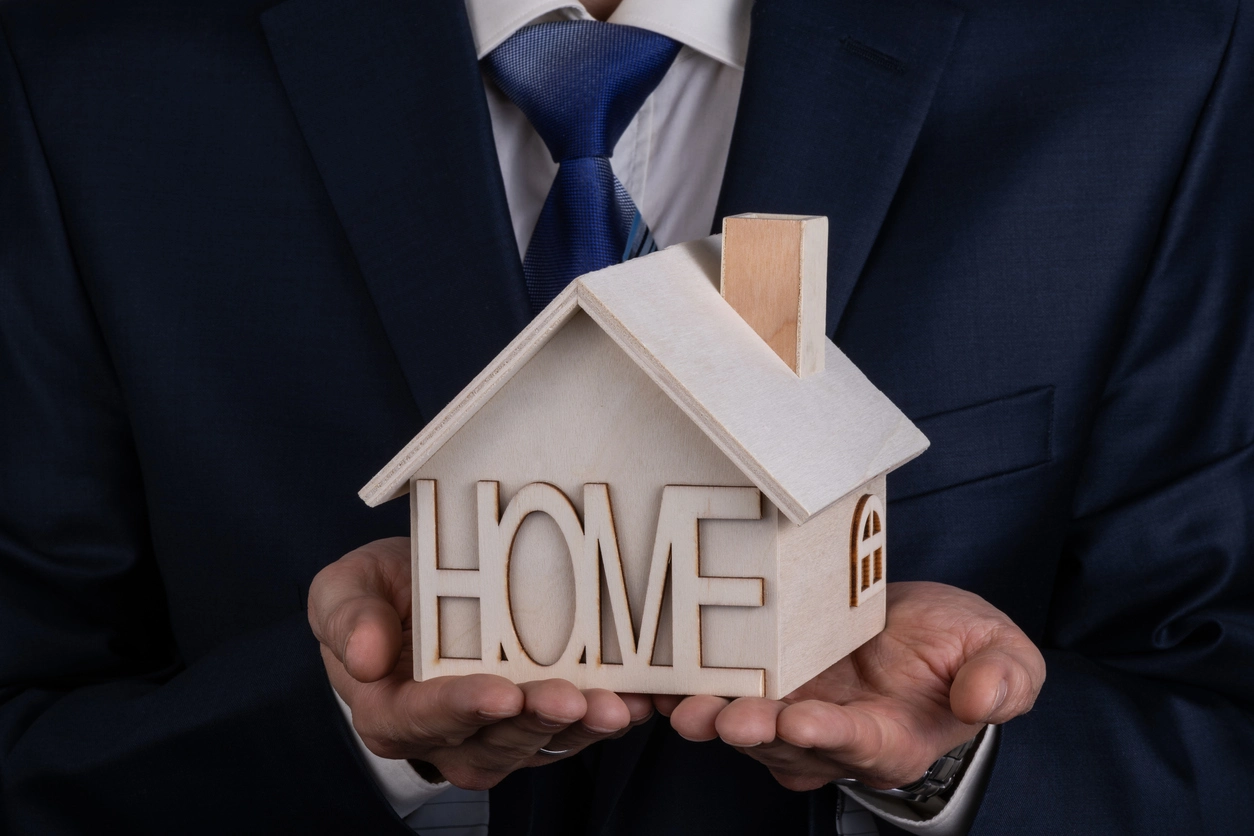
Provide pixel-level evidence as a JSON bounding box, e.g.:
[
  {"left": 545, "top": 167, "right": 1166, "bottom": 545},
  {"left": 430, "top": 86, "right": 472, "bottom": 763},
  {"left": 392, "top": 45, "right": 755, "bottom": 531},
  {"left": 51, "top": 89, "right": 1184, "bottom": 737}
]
[{"left": 361, "top": 215, "right": 928, "bottom": 699}]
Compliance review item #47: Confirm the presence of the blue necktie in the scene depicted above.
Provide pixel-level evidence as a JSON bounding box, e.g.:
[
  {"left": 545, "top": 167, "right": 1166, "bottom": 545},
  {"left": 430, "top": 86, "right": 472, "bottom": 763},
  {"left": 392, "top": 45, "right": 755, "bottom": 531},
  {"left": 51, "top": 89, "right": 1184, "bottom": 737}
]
[{"left": 484, "top": 21, "right": 681, "bottom": 312}]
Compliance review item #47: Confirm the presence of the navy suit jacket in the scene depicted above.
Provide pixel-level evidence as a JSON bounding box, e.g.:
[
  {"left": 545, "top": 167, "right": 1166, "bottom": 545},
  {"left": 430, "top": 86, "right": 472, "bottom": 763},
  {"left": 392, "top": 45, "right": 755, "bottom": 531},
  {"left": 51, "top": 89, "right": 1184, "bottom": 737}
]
[{"left": 1, "top": 0, "right": 1251, "bottom": 833}]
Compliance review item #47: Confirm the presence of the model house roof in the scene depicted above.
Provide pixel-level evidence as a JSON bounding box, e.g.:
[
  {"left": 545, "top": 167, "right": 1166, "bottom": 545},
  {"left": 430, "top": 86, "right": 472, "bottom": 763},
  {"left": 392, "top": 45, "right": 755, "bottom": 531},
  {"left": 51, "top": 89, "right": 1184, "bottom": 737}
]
[{"left": 360, "top": 234, "right": 928, "bottom": 524}]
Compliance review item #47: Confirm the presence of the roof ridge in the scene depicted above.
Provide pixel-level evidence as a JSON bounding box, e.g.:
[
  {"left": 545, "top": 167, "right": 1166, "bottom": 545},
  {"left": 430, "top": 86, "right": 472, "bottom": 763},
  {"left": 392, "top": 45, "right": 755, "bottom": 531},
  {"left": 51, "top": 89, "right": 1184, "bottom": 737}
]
[{"left": 360, "top": 236, "right": 928, "bottom": 522}]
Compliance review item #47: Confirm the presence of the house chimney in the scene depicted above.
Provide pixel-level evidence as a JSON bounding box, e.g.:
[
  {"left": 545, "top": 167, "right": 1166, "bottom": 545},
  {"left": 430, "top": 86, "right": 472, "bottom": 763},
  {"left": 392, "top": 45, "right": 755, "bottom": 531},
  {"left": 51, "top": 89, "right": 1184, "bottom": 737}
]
[{"left": 720, "top": 213, "right": 828, "bottom": 377}]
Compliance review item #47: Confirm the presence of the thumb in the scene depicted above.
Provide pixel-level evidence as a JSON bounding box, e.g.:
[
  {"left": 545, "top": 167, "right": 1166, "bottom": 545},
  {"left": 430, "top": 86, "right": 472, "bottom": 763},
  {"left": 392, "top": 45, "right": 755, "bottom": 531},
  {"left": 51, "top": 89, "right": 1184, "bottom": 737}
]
[
  {"left": 949, "top": 642, "right": 1046, "bottom": 726},
  {"left": 308, "top": 537, "right": 410, "bottom": 683}
]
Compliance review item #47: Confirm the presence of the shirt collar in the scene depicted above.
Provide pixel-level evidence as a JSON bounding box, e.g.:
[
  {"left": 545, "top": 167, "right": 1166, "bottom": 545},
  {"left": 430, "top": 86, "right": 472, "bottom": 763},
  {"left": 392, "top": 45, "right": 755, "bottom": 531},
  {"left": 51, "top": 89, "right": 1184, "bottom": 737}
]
[{"left": 464, "top": 0, "right": 751, "bottom": 69}]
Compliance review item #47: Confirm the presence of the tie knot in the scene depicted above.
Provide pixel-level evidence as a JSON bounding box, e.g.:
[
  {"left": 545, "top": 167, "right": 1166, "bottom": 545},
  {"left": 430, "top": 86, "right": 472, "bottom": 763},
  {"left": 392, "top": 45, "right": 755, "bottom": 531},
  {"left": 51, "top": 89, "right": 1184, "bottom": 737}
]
[{"left": 484, "top": 20, "right": 680, "bottom": 162}]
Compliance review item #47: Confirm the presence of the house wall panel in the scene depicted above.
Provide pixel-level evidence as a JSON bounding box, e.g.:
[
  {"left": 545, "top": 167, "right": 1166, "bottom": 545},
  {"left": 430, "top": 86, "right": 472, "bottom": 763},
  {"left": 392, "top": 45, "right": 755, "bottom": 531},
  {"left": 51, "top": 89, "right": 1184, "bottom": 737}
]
[
  {"left": 774, "top": 475, "right": 887, "bottom": 699},
  {"left": 416, "top": 311, "right": 775, "bottom": 690}
]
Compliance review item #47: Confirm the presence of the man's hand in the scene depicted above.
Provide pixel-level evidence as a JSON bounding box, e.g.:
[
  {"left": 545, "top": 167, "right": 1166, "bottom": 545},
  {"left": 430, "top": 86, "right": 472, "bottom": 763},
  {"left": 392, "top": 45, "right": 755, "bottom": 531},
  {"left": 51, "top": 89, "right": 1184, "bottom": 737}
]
[
  {"left": 308, "top": 537, "right": 653, "bottom": 790},
  {"left": 656, "top": 582, "right": 1045, "bottom": 792}
]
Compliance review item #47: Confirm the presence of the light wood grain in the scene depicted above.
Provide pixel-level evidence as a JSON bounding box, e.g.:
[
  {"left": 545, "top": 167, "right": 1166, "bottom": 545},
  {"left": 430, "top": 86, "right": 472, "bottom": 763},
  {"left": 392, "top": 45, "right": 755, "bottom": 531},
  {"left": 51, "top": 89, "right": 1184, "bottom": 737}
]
[
  {"left": 360, "top": 286, "right": 581, "bottom": 508},
  {"left": 406, "top": 311, "right": 891, "bottom": 698},
  {"left": 414, "top": 480, "right": 769, "bottom": 696},
  {"left": 850, "top": 492, "right": 887, "bottom": 608},
  {"left": 369, "top": 230, "right": 925, "bottom": 699},
  {"left": 408, "top": 313, "right": 771, "bottom": 696},
  {"left": 577, "top": 236, "right": 928, "bottom": 524},
  {"left": 363, "top": 236, "right": 927, "bottom": 524},
  {"left": 721, "top": 213, "right": 827, "bottom": 378},
  {"left": 773, "top": 476, "right": 887, "bottom": 698},
  {"left": 658, "top": 485, "right": 765, "bottom": 675}
]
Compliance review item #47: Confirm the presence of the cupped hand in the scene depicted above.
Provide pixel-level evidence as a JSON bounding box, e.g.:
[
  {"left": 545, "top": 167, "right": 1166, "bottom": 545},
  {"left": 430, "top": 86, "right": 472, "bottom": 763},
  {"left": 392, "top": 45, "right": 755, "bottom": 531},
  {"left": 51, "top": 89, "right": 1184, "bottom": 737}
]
[
  {"left": 656, "top": 582, "right": 1045, "bottom": 792},
  {"left": 308, "top": 537, "right": 653, "bottom": 790}
]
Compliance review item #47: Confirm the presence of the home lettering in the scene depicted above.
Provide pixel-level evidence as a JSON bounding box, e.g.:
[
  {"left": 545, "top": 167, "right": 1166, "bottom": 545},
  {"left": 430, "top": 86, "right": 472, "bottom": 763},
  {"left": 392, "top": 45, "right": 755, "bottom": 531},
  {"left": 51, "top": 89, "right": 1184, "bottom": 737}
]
[{"left": 410, "top": 479, "right": 768, "bottom": 694}]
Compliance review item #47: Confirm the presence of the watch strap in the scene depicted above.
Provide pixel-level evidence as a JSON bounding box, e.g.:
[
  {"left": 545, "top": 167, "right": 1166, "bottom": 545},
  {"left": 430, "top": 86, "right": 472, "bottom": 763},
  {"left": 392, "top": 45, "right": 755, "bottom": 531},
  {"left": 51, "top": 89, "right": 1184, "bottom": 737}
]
[{"left": 833, "top": 727, "right": 985, "bottom": 804}]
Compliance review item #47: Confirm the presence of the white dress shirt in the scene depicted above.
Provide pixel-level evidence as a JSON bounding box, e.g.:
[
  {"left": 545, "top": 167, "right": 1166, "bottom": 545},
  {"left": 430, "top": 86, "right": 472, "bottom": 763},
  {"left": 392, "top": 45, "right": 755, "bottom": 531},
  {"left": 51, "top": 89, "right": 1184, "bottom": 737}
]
[
  {"left": 337, "top": 1, "right": 996, "bottom": 833},
  {"left": 474, "top": 0, "right": 750, "bottom": 256}
]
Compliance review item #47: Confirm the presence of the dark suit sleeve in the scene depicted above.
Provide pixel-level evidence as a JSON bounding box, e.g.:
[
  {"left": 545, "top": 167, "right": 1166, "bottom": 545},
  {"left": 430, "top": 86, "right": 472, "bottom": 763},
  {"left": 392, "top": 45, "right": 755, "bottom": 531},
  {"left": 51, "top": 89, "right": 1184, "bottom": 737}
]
[
  {"left": 0, "top": 27, "right": 408, "bottom": 835},
  {"left": 973, "top": 4, "right": 1254, "bottom": 833}
]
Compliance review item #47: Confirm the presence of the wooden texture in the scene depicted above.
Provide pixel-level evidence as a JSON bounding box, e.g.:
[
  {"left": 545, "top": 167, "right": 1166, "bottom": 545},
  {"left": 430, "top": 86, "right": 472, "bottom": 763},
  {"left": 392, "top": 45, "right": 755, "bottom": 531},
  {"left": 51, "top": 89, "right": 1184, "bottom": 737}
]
[
  {"left": 576, "top": 236, "right": 928, "bottom": 524},
  {"left": 720, "top": 213, "right": 827, "bottom": 377},
  {"left": 404, "top": 310, "right": 889, "bottom": 698},
  {"left": 363, "top": 230, "right": 927, "bottom": 699},
  {"left": 421, "top": 481, "right": 769, "bottom": 695},
  {"left": 413, "top": 464, "right": 888, "bottom": 699},
  {"left": 361, "top": 236, "right": 928, "bottom": 523},
  {"left": 774, "top": 476, "right": 886, "bottom": 698},
  {"left": 407, "top": 312, "right": 772, "bottom": 696},
  {"left": 360, "top": 286, "right": 582, "bottom": 508},
  {"left": 850, "top": 493, "right": 887, "bottom": 608}
]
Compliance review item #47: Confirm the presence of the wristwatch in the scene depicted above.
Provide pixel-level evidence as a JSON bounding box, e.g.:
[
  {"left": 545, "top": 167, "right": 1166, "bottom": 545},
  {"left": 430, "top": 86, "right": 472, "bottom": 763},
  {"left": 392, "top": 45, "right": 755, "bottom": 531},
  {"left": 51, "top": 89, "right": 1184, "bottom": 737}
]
[{"left": 832, "top": 728, "right": 984, "bottom": 804}]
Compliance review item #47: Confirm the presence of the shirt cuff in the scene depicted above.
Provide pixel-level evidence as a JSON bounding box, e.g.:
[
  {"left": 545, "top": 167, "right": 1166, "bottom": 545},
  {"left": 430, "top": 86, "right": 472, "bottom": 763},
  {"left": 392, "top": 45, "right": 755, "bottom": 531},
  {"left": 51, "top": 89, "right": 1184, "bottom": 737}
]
[
  {"left": 334, "top": 690, "right": 451, "bottom": 819},
  {"left": 837, "top": 724, "right": 1000, "bottom": 836}
]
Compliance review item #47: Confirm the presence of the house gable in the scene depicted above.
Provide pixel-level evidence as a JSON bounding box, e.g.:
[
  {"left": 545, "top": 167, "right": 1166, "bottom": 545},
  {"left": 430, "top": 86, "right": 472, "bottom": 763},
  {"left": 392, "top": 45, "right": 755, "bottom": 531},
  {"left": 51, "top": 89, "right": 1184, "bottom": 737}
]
[
  {"left": 359, "top": 284, "right": 585, "bottom": 509},
  {"left": 412, "top": 309, "right": 777, "bottom": 673}
]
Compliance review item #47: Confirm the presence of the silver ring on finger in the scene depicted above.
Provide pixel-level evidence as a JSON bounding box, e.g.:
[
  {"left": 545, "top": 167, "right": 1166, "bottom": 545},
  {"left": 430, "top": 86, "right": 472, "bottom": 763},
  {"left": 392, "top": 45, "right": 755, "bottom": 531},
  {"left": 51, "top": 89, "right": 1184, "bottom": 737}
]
[{"left": 538, "top": 747, "right": 571, "bottom": 756}]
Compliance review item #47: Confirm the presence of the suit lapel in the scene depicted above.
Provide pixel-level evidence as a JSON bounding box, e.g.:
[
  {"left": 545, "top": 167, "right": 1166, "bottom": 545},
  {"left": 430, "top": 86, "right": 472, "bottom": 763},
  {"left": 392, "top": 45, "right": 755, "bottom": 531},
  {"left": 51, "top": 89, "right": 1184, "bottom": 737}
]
[
  {"left": 717, "top": 0, "right": 965, "bottom": 335},
  {"left": 261, "top": 0, "right": 530, "bottom": 421}
]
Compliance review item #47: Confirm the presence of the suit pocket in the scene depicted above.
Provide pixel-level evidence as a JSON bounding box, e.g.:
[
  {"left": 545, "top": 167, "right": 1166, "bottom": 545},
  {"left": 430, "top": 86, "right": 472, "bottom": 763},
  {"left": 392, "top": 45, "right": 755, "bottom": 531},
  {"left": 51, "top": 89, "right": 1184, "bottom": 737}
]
[{"left": 891, "top": 386, "right": 1054, "bottom": 500}]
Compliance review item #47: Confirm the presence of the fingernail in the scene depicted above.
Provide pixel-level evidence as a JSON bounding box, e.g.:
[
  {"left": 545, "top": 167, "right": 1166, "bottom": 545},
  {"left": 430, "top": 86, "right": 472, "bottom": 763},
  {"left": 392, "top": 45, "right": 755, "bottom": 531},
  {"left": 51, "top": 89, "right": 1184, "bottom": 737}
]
[
  {"left": 985, "top": 679, "right": 1008, "bottom": 720},
  {"left": 736, "top": 741, "right": 762, "bottom": 748},
  {"left": 536, "top": 714, "right": 570, "bottom": 729},
  {"left": 582, "top": 723, "right": 620, "bottom": 735},
  {"left": 477, "top": 710, "right": 516, "bottom": 721},
  {"left": 676, "top": 733, "right": 716, "bottom": 743}
]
